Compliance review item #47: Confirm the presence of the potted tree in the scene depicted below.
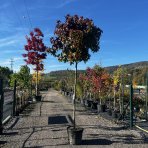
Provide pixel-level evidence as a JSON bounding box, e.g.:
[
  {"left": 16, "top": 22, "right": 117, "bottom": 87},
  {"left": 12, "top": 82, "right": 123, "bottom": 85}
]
[
  {"left": 23, "top": 28, "right": 47, "bottom": 101},
  {"left": 48, "top": 14, "right": 102, "bottom": 145},
  {"left": 84, "top": 65, "right": 112, "bottom": 113}
]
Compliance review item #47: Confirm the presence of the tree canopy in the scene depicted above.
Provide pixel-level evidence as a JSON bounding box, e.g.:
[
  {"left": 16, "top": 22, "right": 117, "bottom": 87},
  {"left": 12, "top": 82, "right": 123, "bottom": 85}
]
[
  {"left": 23, "top": 28, "right": 47, "bottom": 71},
  {"left": 48, "top": 14, "right": 102, "bottom": 64},
  {"left": 10, "top": 65, "right": 31, "bottom": 89}
]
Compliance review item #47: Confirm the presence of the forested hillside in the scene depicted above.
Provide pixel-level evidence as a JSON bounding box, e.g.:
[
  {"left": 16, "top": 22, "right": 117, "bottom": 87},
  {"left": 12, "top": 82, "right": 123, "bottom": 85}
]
[
  {"left": 47, "top": 61, "right": 148, "bottom": 85},
  {"left": 105, "top": 61, "right": 148, "bottom": 73}
]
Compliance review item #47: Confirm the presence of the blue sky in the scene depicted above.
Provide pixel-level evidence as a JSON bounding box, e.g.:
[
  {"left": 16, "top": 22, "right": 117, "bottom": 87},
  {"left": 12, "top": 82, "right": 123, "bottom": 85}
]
[{"left": 0, "top": 0, "right": 148, "bottom": 73}]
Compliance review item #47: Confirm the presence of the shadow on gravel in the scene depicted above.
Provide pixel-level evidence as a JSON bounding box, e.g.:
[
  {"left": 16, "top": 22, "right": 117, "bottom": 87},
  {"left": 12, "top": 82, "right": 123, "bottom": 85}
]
[
  {"left": 21, "top": 103, "right": 36, "bottom": 116},
  {"left": 81, "top": 139, "right": 112, "bottom": 145},
  {"left": 0, "top": 141, "right": 7, "bottom": 145},
  {"left": 7, "top": 117, "right": 20, "bottom": 130},
  {"left": 1, "top": 131, "right": 18, "bottom": 135},
  {"left": 144, "top": 138, "right": 148, "bottom": 144},
  {"left": 79, "top": 124, "right": 127, "bottom": 131},
  {"left": 42, "top": 100, "right": 55, "bottom": 103},
  {"left": 48, "top": 115, "right": 69, "bottom": 124}
]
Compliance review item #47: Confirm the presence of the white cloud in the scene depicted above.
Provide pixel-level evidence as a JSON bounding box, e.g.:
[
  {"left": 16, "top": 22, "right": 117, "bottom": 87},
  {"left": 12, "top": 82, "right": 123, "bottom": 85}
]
[
  {"left": 47, "top": 64, "right": 67, "bottom": 68},
  {"left": 0, "top": 33, "right": 25, "bottom": 48},
  {"left": 55, "top": 0, "right": 76, "bottom": 9},
  {"left": 13, "top": 57, "right": 23, "bottom": 61},
  {"left": 0, "top": 57, "right": 24, "bottom": 70},
  {"left": 0, "top": 40, "right": 17, "bottom": 48}
]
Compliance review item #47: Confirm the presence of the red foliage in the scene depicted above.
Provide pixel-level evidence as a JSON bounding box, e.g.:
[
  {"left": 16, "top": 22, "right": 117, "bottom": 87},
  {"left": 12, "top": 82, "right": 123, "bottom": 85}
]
[
  {"left": 49, "top": 14, "right": 102, "bottom": 64},
  {"left": 79, "top": 66, "right": 112, "bottom": 96},
  {"left": 23, "top": 28, "right": 47, "bottom": 71}
]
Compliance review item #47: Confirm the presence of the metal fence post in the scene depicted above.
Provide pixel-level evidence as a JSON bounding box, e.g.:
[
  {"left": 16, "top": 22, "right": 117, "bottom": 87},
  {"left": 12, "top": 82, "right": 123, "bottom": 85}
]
[
  {"left": 130, "top": 84, "right": 133, "bottom": 129},
  {"left": 146, "top": 72, "right": 148, "bottom": 120},
  {"left": 0, "top": 79, "right": 4, "bottom": 134},
  {"left": 13, "top": 80, "right": 16, "bottom": 116}
]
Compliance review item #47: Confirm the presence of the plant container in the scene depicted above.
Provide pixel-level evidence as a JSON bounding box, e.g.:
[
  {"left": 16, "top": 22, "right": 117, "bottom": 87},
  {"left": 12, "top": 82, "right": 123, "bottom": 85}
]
[{"left": 67, "top": 126, "right": 84, "bottom": 145}]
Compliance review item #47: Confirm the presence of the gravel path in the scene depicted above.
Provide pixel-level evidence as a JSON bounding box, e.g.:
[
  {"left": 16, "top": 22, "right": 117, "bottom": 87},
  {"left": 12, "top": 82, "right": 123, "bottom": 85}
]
[{"left": 0, "top": 89, "right": 147, "bottom": 148}]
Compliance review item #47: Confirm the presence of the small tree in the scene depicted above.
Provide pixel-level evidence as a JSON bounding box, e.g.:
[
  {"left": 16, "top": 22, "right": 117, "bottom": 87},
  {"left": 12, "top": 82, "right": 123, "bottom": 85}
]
[
  {"left": 10, "top": 65, "right": 31, "bottom": 89},
  {"left": 49, "top": 14, "right": 102, "bottom": 128},
  {"left": 113, "top": 66, "right": 128, "bottom": 113},
  {"left": 80, "top": 65, "right": 112, "bottom": 103},
  {"left": 92, "top": 65, "right": 112, "bottom": 104},
  {"left": 23, "top": 28, "right": 47, "bottom": 96}
]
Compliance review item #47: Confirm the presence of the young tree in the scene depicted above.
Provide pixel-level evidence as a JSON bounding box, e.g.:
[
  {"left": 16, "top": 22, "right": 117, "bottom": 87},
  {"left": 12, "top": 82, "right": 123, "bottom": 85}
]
[
  {"left": 113, "top": 66, "right": 128, "bottom": 113},
  {"left": 48, "top": 14, "right": 102, "bottom": 128},
  {"left": 80, "top": 65, "right": 112, "bottom": 103},
  {"left": 10, "top": 65, "right": 31, "bottom": 89},
  {"left": 92, "top": 65, "right": 112, "bottom": 104},
  {"left": 23, "top": 28, "right": 47, "bottom": 96}
]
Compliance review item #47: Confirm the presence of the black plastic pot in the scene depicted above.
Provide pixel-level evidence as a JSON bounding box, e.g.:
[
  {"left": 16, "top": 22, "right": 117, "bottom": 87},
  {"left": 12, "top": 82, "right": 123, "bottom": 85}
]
[
  {"left": 15, "top": 110, "right": 19, "bottom": 116},
  {"left": 67, "top": 126, "right": 84, "bottom": 145},
  {"left": 80, "top": 99, "right": 85, "bottom": 106},
  {"left": 97, "top": 104, "right": 106, "bottom": 113},
  {"left": 66, "top": 92, "right": 69, "bottom": 96},
  {"left": 91, "top": 102, "right": 98, "bottom": 110},
  {"left": 112, "top": 111, "right": 118, "bottom": 118},
  {"left": 35, "top": 95, "right": 42, "bottom": 102},
  {"left": 86, "top": 100, "right": 93, "bottom": 107},
  {"left": 107, "top": 109, "right": 112, "bottom": 116}
]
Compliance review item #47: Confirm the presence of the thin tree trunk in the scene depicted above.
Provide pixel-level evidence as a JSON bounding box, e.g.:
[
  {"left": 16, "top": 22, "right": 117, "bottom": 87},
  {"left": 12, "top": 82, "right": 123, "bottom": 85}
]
[
  {"left": 73, "top": 62, "right": 77, "bottom": 129},
  {"left": 119, "top": 83, "right": 121, "bottom": 113},
  {"left": 121, "top": 76, "right": 124, "bottom": 114},
  {"left": 114, "top": 89, "right": 116, "bottom": 110},
  {"left": 36, "top": 70, "right": 38, "bottom": 96}
]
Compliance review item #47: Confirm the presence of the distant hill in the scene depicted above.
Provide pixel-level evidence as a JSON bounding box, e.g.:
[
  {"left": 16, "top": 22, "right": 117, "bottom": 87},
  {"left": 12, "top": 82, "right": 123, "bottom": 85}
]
[
  {"left": 48, "top": 61, "right": 148, "bottom": 75},
  {"left": 104, "top": 61, "right": 148, "bottom": 73},
  {"left": 45, "top": 61, "right": 147, "bottom": 85},
  {"left": 49, "top": 70, "right": 85, "bottom": 79}
]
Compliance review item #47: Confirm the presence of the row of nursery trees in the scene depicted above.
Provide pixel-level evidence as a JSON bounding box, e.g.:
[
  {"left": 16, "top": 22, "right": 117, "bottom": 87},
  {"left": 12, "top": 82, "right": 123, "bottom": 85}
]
[{"left": 55, "top": 65, "right": 141, "bottom": 112}]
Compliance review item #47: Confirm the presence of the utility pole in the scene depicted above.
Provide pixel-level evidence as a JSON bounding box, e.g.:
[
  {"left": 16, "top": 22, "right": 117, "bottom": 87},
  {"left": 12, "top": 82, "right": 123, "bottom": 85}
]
[{"left": 10, "top": 58, "right": 14, "bottom": 72}]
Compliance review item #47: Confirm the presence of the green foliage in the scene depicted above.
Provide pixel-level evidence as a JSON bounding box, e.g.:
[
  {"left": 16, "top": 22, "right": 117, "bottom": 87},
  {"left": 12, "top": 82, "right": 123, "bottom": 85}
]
[
  {"left": 10, "top": 73, "right": 19, "bottom": 87},
  {"left": 106, "top": 61, "right": 148, "bottom": 85},
  {"left": 53, "top": 80, "right": 60, "bottom": 91},
  {"left": 0, "top": 66, "right": 12, "bottom": 86},
  {"left": 76, "top": 82, "right": 83, "bottom": 99},
  {"left": 10, "top": 65, "right": 31, "bottom": 89}
]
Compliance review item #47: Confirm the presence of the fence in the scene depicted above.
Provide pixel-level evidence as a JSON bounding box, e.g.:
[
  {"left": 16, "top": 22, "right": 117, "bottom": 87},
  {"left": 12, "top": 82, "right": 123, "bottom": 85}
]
[{"left": 0, "top": 79, "right": 32, "bottom": 133}]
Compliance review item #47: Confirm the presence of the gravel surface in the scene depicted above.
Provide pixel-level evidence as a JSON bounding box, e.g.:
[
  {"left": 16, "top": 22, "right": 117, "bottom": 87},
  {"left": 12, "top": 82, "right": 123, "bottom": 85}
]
[{"left": 0, "top": 89, "right": 147, "bottom": 148}]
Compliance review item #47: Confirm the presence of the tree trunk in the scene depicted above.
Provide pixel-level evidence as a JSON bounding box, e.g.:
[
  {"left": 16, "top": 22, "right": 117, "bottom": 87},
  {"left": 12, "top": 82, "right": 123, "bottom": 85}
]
[
  {"left": 73, "top": 62, "right": 77, "bottom": 129},
  {"left": 114, "top": 89, "right": 116, "bottom": 110},
  {"left": 121, "top": 76, "right": 124, "bottom": 114},
  {"left": 119, "top": 83, "right": 121, "bottom": 113},
  {"left": 36, "top": 70, "right": 39, "bottom": 96}
]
